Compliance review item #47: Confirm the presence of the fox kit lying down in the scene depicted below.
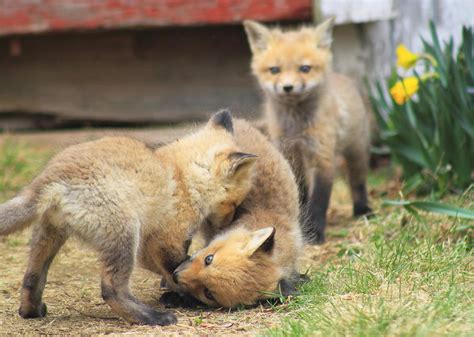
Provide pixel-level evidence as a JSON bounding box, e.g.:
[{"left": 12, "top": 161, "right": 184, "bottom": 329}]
[
  {"left": 0, "top": 110, "right": 257, "bottom": 326},
  {"left": 167, "top": 119, "right": 303, "bottom": 308},
  {"left": 244, "top": 18, "right": 372, "bottom": 244}
]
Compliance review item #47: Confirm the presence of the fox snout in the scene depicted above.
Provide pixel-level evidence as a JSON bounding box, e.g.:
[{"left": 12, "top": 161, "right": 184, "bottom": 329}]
[
  {"left": 172, "top": 271, "right": 179, "bottom": 284},
  {"left": 283, "top": 85, "right": 294, "bottom": 93},
  {"left": 272, "top": 80, "right": 311, "bottom": 97},
  {"left": 276, "top": 75, "right": 301, "bottom": 96},
  {"left": 172, "top": 256, "right": 191, "bottom": 284}
]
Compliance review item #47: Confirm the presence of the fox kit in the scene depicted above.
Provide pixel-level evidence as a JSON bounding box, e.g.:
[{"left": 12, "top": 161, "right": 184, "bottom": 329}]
[
  {"left": 167, "top": 119, "right": 303, "bottom": 308},
  {"left": 244, "top": 18, "right": 372, "bottom": 244},
  {"left": 0, "top": 110, "right": 257, "bottom": 326}
]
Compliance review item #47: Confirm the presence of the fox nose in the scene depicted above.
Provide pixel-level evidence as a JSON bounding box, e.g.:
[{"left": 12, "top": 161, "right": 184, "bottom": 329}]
[
  {"left": 283, "top": 85, "right": 294, "bottom": 93},
  {"left": 172, "top": 271, "right": 179, "bottom": 284}
]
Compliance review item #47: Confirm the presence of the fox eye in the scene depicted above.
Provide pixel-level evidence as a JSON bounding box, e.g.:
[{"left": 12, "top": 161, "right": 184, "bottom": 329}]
[
  {"left": 204, "top": 254, "right": 214, "bottom": 266},
  {"left": 204, "top": 288, "right": 215, "bottom": 301},
  {"left": 299, "top": 65, "right": 312, "bottom": 73},
  {"left": 269, "top": 66, "right": 280, "bottom": 75}
]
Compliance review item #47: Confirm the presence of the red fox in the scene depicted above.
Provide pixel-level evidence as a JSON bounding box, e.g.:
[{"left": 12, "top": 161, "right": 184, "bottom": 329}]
[
  {"left": 164, "top": 119, "right": 304, "bottom": 308},
  {"left": 0, "top": 110, "right": 256, "bottom": 325},
  {"left": 243, "top": 18, "right": 372, "bottom": 244}
]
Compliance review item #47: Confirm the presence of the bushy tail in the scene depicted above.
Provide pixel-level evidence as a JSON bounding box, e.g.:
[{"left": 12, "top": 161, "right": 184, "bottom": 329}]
[{"left": 0, "top": 194, "right": 37, "bottom": 235}]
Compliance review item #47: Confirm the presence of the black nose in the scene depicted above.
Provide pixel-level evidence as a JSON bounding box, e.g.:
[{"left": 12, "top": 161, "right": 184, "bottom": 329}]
[
  {"left": 283, "top": 85, "right": 294, "bottom": 93},
  {"left": 172, "top": 271, "right": 179, "bottom": 284}
]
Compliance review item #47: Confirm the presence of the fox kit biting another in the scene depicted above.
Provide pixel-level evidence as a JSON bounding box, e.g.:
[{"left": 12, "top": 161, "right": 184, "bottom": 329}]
[
  {"left": 244, "top": 18, "right": 372, "bottom": 244},
  {"left": 0, "top": 110, "right": 257, "bottom": 326},
  {"left": 168, "top": 119, "right": 303, "bottom": 308}
]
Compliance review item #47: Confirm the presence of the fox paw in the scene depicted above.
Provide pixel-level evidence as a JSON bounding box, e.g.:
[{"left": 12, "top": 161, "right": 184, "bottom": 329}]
[
  {"left": 353, "top": 205, "right": 373, "bottom": 217},
  {"left": 308, "top": 233, "right": 325, "bottom": 245},
  {"left": 143, "top": 310, "right": 177, "bottom": 326},
  {"left": 19, "top": 302, "right": 47, "bottom": 319},
  {"left": 159, "top": 291, "right": 203, "bottom": 308},
  {"left": 305, "top": 228, "right": 325, "bottom": 245}
]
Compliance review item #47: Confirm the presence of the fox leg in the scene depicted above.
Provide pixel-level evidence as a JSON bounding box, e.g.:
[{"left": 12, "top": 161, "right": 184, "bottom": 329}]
[
  {"left": 295, "top": 166, "right": 310, "bottom": 206},
  {"left": 344, "top": 146, "right": 372, "bottom": 216},
  {"left": 19, "top": 223, "right": 68, "bottom": 319},
  {"left": 98, "top": 227, "right": 177, "bottom": 326},
  {"left": 286, "top": 148, "right": 310, "bottom": 206},
  {"left": 307, "top": 163, "right": 334, "bottom": 244}
]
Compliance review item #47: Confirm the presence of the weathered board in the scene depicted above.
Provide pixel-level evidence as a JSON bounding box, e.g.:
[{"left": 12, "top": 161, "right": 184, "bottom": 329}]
[
  {"left": 0, "top": 0, "right": 311, "bottom": 36},
  {"left": 0, "top": 25, "right": 263, "bottom": 127}
]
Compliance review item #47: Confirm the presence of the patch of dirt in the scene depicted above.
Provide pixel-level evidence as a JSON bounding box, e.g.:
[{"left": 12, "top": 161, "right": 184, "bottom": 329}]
[{"left": 0, "top": 233, "right": 282, "bottom": 335}]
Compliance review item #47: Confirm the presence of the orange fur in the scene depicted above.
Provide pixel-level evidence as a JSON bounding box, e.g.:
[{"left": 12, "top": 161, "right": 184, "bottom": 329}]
[{"left": 173, "top": 119, "right": 303, "bottom": 308}]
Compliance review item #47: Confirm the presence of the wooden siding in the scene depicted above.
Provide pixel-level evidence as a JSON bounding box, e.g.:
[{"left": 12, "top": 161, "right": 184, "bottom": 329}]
[{"left": 0, "top": 0, "right": 311, "bottom": 36}]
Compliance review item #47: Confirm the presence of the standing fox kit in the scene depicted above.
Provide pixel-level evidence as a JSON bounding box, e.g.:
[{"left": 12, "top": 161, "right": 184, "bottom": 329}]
[
  {"left": 169, "top": 119, "right": 303, "bottom": 308},
  {"left": 244, "top": 18, "right": 372, "bottom": 244},
  {"left": 0, "top": 110, "right": 257, "bottom": 326}
]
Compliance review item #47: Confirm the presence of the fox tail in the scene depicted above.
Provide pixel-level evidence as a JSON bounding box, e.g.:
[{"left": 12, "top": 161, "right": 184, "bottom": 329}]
[{"left": 0, "top": 194, "right": 37, "bottom": 236}]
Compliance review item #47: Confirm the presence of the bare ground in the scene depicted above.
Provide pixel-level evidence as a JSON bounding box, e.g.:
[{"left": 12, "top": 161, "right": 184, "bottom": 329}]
[{"left": 0, "top": 128, "right": 389, "bottom": 336}]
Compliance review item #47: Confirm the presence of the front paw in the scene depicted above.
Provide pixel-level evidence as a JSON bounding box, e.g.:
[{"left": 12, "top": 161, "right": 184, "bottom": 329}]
[
  {"left": 307, "top": 230, "right": 325, "bottom": 245},
  {"left": 159, "top": 291, "right": 203, "bottom": 308},
  {"left": 304, "top": 224, "right": 325, "bottom": 245},
  {"left": 19, "top": 302, "right": 47, "bottom": 319},
  {"left": 353, "top": 205, "right": 373, "bottom": 217},
  {"left": 143, "top": 310, "right": 177, "bottom": 326}
]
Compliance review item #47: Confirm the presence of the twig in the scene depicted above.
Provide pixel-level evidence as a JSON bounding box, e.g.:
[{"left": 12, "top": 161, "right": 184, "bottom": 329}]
[
  {"left": 67, "top": 306, "right": 119, "bottom": 320},
  {"left": 40, "top": 317, "right": 57, "bottom": 328}
]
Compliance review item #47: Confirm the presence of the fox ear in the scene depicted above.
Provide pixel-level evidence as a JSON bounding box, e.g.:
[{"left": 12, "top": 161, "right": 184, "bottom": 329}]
[
  {"left": 314, "top": 16, "right": 335, "bottom": 49},
  {"left": 208, "top": 109, "right": 234, "bottom": 134},
  {"left": 243, "top": 20, "right": 271, "bottom": 53},
  {"left": 227, "top": 152, "right": 257, "bottom": 177},
  {"left": 243, "top": 227, "right": 276, "bottom": 256}
]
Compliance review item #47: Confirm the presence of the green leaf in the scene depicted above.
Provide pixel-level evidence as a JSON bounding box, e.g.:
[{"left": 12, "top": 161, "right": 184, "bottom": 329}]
[
  {"left": 393, "top": 143, "right": 429, "bottom": 167},
  {"left": 383, "top": 200, "right": 474, "bottom": 219},
  {"left": 461, "top": 26, "right": 474, "bottom": 78}
]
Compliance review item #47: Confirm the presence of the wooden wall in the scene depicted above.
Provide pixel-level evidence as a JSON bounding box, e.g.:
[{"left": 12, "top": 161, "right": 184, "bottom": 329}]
[
  {"left": 0, "top": 0, "right": 311, "bottom": 35},
  {"left": 0, "top": 25, "right": 264, "bottom": 127},
  {"left": 1, "top": 0, "right": 472, "bottom": 129},
  {"left": 0, "top": 0, "right": 313, "bottom": 129}
]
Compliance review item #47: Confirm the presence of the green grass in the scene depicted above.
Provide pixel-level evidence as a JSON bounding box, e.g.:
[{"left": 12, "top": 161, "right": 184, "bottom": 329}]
[
  {"left": 0, "top": 139, "right": 51, "bottom": 201},
  {"left": 267, "top": 192, "right": 473, "bottom": 336}
]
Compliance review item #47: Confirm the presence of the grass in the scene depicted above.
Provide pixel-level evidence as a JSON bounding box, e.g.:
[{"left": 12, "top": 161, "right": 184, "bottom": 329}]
[
  {"left": 268, "top": 192, "right": 473, "bottom": 337},
  {"left": 0, "top": 138, "right": 472, "bottom": 336},
  {"left": 0, "top": 139, "right": 51, "bottom": 200}
]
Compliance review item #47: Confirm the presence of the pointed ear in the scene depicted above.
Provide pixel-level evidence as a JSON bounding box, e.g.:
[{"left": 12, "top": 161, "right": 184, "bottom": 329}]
[
  {"left": 227, "top": 152, "right": 257, "bottom": 177},
  {"left": 207, "top": 109, "right": 233, "bottom": 134},
  {"left": 243, "top": 20, "right": 271, "bottom": 53},
  {"left": 314, "top": 16, "right": 335, "bottom": 49},
  {"left": 243, "top": 227, "right": 276, "bottom": 256}
]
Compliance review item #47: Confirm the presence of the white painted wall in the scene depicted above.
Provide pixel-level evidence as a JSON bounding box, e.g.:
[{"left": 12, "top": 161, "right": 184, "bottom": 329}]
[{"left": 324, "top": 0, "right": 474, "bottom": 83}]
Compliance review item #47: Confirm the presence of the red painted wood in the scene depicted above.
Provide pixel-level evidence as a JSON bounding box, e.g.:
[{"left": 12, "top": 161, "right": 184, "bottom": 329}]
[{"left": 0, "top": 0, "right": 312, "bottom": 36}]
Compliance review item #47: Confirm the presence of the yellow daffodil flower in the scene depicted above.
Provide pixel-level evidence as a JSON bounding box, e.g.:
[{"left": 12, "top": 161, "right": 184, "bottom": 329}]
[
  {"left": 390, "top": 73, "right": 438, "bottom": 105},
  {"left": 390, "top": 77, "right": 419, "bottom": 105},
  {"left": 396, "top": 44, "right": 420, "bottom": 70}
]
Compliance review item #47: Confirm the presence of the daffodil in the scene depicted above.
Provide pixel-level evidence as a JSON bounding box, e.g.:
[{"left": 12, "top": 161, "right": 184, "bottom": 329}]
[
  {"left": 390, "top": 77, "right": 419, "bottom": 105},
  {"left": 390, "top": 73, "right": 438, "bottom": 105},
  {"left": 396, "top": 44, "right": 420, "bottom": 70},
  {"left": 396, "top": 44, "right": 437, "bottom": 70}
]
